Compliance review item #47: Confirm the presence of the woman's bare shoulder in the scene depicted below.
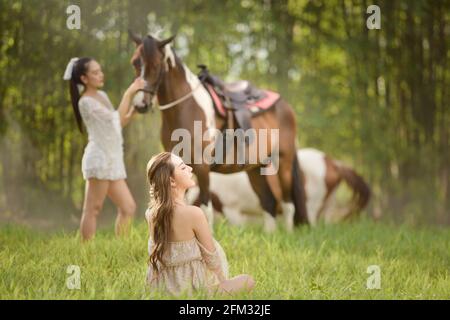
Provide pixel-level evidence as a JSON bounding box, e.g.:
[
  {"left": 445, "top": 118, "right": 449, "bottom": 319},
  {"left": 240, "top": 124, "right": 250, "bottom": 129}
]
[
  {"left": 183, "top": 205, "right": 204, "bottom": 217},
  {"left": 182, "top": 205, "right": 209, "bottom": 230},
  {"left": 173, "top": 205, "right": 203, "bottom": 224}
]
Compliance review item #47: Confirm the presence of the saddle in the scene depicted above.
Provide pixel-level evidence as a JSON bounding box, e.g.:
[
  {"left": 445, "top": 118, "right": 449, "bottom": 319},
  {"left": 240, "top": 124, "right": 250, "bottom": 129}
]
[{"left": 197, "top": 65, "right": 280, "bottom": 132}]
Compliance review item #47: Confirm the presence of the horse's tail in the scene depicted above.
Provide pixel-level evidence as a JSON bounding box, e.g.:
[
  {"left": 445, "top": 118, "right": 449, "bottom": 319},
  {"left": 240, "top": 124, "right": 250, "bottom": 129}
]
[
  {"left": 335, "top": 162, "right": 371, "bottom": 216},
  {"left": 292, "top": 151, "right": 309, "bottom": 225}
]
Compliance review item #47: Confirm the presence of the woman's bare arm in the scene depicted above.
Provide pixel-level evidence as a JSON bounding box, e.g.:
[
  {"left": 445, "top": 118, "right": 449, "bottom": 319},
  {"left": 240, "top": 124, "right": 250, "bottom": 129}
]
[
  {"left": 117, "top": 78, "right": 145, "bottom": 127},
  {"left": 190, "top": 206, "right": 226, "bottom": 281},
  {"left": 117, "top": 91, "right": 133, "bottom": 127}
]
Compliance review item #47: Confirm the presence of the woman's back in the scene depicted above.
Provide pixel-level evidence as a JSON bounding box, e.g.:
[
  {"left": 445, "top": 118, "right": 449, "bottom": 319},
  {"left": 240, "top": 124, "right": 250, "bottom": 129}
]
[
  {"left": 146, "top": 205, "right": 198, "bottom": 242},
  {"left": 145, "top": 206, "right": 229, "bottom": 296},
  {"left": 168, "top": 205, "right": 197, "bottom": 242}
]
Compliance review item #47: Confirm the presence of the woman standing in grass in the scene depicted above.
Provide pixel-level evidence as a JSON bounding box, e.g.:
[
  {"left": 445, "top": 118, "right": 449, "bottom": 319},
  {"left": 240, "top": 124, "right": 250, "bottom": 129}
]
[
  {"left": 64, "top": 57, "right": 145, "bottom": 241},
  {"left": 145, "top": 152, "right": 255, "bottom": 296}
]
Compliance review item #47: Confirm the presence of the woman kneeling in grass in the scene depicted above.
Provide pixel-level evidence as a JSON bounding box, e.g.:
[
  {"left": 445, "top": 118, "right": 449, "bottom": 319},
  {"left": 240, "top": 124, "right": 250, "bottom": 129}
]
[{"left": 145, "top": 152, "right": 255, "bottom": 296}]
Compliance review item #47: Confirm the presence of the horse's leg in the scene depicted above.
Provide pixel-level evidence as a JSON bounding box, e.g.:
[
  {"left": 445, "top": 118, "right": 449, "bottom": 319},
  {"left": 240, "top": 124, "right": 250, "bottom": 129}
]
[
  {"left": 246, "top": 167, "right": 278, "bottom": 232},
  {"left": 304, "top": 174, "right": 328, "bottom": 227},
  {"left": 223, "top": 207, "right": 248, "bottom": 226},
  {"left": 277, "top": 150, "right": 310, "bottom": 231},
  {"left": 193, "top": 164, "right": 214, "bottom": 231},
  {"left": 262, "top": 100, "right": 307, "bottom": 230},
  {"left": 272, "top": 147, "right": 295, "bottom": 232}
]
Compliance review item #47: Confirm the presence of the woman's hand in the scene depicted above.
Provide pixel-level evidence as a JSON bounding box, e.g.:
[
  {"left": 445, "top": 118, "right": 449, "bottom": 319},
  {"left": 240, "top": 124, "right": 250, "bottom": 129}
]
[
  {"left": 125, "top": 105, "right": 136, "bottom": 118},
  {"left": 126, "top": 78, "right": 146, "bottom": 96},
  {"left": 119, "top": 78, "right": 144, "bottom": 127}
]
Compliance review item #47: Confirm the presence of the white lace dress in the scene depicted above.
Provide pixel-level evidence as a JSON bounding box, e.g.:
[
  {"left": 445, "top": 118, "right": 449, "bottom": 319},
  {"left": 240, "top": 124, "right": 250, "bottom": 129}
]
[
  {"left": 145, "top": 210, "right": 229, "bottom": 296},
  {"left": 146, "top": 237, "right": 229, "bottom": 296},
  {"left": 78, "top": 91, "right": 126, "bottom": 180}
]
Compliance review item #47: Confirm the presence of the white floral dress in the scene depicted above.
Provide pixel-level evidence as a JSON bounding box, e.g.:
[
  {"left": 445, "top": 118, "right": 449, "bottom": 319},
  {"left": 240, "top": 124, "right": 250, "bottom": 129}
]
[{"left": 78, "top": 91, "right": 126, "bottom": 180}]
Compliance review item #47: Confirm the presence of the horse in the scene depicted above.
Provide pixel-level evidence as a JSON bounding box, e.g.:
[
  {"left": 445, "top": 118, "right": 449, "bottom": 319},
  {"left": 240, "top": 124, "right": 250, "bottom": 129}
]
[
  {"left": 128, "top": 32, "right": 308, "bottom": 231},
  {"left": 187, "top": 148, "right": 371, "bottom": 227}
]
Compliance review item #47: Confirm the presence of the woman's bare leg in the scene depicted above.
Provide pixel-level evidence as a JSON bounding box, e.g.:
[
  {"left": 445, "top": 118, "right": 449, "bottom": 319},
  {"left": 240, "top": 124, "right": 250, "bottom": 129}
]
[
  {"left": 80, "top": 179, "right": 109, "bottom": 241},
  {"left": 218, "top": 274, "right": 255, "bottom": 295},
  {"left": 107, "top": 179, "right": 136, "bottom": 237}
]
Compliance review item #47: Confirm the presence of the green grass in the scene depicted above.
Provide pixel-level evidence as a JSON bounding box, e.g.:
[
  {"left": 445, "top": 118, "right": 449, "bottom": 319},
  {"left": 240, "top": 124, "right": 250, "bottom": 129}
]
[{"left": 0, "top": 218, "right": 449, "bottom": 299}]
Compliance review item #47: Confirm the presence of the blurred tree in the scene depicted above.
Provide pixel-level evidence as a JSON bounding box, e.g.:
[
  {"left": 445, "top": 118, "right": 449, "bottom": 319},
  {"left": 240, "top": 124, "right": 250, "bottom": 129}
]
[{"left": 0, "top": 0, "right": 448, "bottom": 226}]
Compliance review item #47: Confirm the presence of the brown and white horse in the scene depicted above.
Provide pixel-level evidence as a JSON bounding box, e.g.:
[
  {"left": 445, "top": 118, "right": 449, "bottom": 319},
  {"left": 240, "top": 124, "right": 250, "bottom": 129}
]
[
  {"left": 129, "top": 32, "right": 308, "bottom": 230},
  {"left": 187, "top": 148, "right": 371, "bottom": 228}
]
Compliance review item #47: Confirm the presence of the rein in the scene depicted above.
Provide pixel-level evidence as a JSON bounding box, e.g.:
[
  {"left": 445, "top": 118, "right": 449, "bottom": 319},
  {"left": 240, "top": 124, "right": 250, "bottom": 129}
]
[
  {"left": 158, "top": 82, "right": 202, "bottom": 111},
  {"left": 138, "top": 77, "right": 202, "bottom": 111}
]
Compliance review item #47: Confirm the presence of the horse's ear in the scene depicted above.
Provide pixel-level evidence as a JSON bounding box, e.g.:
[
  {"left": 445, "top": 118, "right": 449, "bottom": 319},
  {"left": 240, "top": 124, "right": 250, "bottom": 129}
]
[
  {"left": 128, "top": 29, "right": 142, "bottom": 45},
  {"left": 158, "top": 34, "right": 176, "bottom": 48}
]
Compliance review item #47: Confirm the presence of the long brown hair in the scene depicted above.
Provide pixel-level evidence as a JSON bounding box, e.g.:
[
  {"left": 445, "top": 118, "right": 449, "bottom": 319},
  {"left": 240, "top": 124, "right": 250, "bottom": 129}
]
[
  {"left": 146, "top": 152, "right": 175, "bottom": 272},
  {"left": 68, "top": 57, "right": 93, "bottom": 133}
]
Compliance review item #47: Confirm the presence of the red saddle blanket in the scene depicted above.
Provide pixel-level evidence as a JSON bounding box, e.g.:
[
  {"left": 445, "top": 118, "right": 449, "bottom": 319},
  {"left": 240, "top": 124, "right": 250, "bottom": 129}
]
[{"left": 205, "top": 84, "right": 280, "bottom": 118}]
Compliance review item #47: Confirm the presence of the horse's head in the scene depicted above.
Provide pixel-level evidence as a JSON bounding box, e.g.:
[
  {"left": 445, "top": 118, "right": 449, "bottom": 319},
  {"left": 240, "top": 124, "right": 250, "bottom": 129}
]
[{"left": 129, "top": 30, "right": 176, "bottom": 112}]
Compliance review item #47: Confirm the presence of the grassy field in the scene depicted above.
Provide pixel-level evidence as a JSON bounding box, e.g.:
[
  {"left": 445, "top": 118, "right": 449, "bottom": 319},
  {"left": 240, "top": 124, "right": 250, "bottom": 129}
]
[{"left": 0, "top": 217, "right": 449, "bottom": 299}]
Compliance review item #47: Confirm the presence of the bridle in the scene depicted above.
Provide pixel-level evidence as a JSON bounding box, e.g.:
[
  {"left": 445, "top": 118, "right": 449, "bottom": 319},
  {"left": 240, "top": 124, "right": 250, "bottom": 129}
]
[
  {"left": 140, "top": 63, "right": 164, "bottom": 96},
  {"left": 137, "top": 55, "right": 201, "bottom": 112},
  {"left": 133, "top": 58, "right": 164, "bottom": 113}
]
